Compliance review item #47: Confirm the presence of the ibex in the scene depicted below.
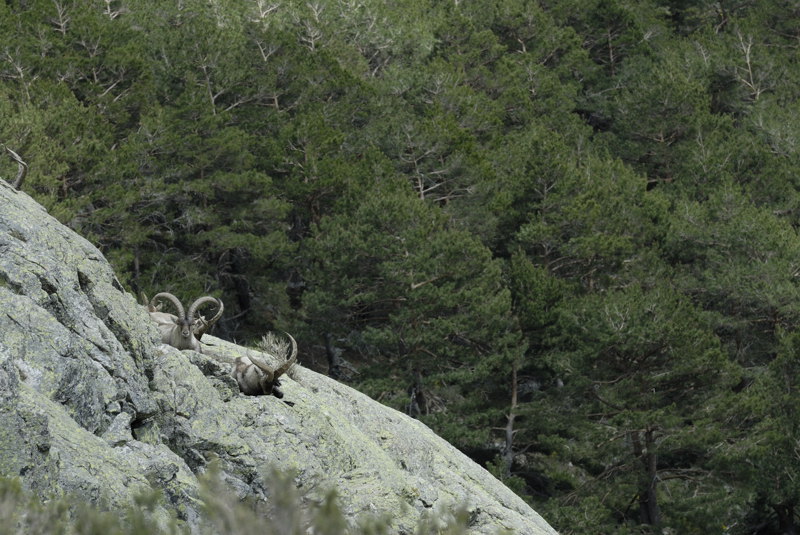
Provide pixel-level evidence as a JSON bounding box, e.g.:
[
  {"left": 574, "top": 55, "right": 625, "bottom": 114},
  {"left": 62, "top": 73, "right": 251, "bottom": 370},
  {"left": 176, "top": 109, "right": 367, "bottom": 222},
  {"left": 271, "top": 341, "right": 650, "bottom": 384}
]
[
  {"left": 144, "top": 292, "right": 223, "bottom": 353},
  {"left": 141, "top": 293, "right": 296, "bottom": 397},
  {"left": 206, "top": 333, "right": 298, "bottom": 398},
  {"left": 233, "top": 333, "right": 297, "bottom": 397}
]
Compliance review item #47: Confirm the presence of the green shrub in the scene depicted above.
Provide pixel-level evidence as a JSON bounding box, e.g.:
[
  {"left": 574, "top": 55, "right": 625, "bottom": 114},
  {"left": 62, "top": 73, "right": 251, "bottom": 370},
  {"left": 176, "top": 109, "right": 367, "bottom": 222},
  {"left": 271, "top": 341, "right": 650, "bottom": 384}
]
[{"left": 0, "top": 469, "right": 475, "bottom": 535}]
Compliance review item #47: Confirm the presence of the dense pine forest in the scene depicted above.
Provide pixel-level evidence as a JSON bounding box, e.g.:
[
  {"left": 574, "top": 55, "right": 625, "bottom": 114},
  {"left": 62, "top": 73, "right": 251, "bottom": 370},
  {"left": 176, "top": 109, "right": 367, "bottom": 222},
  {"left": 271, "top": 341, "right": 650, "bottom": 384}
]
[{"left": 3, "top": 0, "right": 800, "bottom": 533}]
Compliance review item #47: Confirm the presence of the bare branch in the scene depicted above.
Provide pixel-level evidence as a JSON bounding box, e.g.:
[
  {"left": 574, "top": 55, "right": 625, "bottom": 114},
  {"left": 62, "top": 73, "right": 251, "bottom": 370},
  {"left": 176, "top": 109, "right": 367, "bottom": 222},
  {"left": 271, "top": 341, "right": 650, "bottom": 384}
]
[
  {"left": 254, "top": 39, "right": 279, "bottom": 63},
  {"left": 254, "top": 0, "right": 280, "bottom": 20},
  {"left": 50, "top": 0, "right": 71, "bottom": 34},
  {"left": 102, "top": 0, "right": 128, "bottom": 19},
  {"left": 4, "top": 146, "right": 28, "bottom": 190},
  {"left": 736, "top": 31, "right": 770, "bottom": 101},
  {"left": 2, "top": 49, "right": 38, "bottom": 101},
  {"left": 410, "top": 275, "right": 444, "bottom": 290}
]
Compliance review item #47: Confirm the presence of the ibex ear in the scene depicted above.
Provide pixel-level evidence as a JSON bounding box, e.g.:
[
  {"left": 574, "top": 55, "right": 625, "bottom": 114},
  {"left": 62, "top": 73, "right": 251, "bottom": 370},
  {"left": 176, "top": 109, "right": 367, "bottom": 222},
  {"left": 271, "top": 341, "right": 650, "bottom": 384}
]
[{"left": 140, "top": 292, "right": 159, "bottom": 312}]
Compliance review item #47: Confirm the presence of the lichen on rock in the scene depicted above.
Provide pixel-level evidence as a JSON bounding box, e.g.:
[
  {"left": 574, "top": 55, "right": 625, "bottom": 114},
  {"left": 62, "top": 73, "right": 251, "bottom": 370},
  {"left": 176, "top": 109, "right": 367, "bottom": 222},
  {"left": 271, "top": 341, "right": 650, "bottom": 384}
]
[{"left": 0, "top": 180, "right": 558, "bottom": 534}]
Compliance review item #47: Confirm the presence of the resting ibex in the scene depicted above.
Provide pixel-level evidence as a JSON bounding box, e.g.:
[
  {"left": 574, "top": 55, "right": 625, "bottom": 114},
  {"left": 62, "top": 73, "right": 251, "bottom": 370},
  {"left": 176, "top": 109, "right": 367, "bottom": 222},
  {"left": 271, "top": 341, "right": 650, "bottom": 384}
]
[
  {"left": 204, "top": 333, "right": 298, "bottom": 398},
  {"left": 231, "top": 333, "right": 297, "bottom": 397},
  {"left": 141, "top": 293, "right": 295, "bottom": 397},
  {"left": 144, "top": 292, "right": 223, "bottom": 353}
]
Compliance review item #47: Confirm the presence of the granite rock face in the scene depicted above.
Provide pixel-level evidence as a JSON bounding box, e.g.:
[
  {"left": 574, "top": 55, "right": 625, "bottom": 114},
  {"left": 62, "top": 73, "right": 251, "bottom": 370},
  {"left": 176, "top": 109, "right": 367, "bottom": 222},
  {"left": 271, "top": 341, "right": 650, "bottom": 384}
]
[{"left": 0, "top": 180, "right": 558, "bottom": 535}]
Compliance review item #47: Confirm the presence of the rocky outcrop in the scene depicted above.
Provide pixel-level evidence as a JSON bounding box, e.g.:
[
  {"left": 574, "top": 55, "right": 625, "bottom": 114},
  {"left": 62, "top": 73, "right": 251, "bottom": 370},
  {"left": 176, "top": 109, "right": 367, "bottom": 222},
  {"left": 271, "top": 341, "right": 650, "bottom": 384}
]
[{"left": 0, "top": 180, "right": 558, "bottom": 534}]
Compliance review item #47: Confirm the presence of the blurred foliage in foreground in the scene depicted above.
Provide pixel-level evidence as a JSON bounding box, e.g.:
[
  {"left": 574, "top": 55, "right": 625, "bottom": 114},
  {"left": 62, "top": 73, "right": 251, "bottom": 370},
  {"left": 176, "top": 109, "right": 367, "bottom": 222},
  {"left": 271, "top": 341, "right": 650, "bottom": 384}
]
[{"left": 0, "top": 469, "right": 478, "bottom": 535}]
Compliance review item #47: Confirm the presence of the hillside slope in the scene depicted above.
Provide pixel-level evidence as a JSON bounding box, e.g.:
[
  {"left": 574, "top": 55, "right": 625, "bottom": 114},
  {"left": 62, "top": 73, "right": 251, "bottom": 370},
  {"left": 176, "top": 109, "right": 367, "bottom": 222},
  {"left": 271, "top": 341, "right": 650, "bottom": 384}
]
[{"left": 0, "top": 179, "right": 557, "bottom": 534}]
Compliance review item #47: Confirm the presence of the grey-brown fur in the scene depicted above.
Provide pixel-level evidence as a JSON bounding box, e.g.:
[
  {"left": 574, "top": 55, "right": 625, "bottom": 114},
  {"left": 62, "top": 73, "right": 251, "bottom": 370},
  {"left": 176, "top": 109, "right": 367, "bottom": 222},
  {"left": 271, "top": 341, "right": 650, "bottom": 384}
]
[
  {"left": 209, "top": 333, "right": 297, "bottom": 398},
  {"left": 143, "top": 292, "right": 223, "bottom": 353}
]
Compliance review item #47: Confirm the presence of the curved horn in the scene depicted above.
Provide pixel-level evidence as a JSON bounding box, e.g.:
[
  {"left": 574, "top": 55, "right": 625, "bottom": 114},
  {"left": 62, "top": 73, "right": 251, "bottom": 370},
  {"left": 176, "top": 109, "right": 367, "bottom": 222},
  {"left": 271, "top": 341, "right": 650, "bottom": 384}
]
[
  {"left": 187, "top": 296, "right": 222, "bottom": 324},
  {"left": 151, "top": 292, "right": 185, "bottom": 318},
  {"left": 247, "top": 352, "right": 276, "bottom": 383},
  {"left": 206, "top": 297, "right": 223, "bottom": 326},
  {"left": 272, "top": 332, "right": 298, "bottom": 379}
]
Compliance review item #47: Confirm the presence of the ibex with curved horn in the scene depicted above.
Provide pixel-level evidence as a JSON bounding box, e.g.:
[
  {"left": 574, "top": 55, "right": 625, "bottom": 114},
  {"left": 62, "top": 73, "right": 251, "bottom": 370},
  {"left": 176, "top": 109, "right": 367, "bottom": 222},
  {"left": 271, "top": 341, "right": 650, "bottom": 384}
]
[
  {"left": 231, "top": 333, "right": 298, "bottom": 398},
  {"left": 145, "top": 292, "right": 223, "bottom": 353}
]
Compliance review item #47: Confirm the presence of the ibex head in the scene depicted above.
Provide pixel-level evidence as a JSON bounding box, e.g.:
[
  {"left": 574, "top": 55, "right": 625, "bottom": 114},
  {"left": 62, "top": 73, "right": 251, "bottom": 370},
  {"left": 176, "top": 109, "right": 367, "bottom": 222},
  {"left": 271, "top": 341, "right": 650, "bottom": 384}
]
[
  {"left": 145, "top": 292, "right": 224, "bottom": 353},
  {"left": 188, "top": 296, "right": 224, "bottom": 340}
]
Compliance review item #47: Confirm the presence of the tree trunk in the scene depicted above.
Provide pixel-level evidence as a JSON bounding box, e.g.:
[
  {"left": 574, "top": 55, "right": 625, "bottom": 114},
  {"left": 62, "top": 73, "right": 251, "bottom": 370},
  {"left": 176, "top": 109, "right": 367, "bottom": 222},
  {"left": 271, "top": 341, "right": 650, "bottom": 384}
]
[
  {"left": 775, "top": 503, "right": 797, "bottom": 535},
  {"left": 501, "top": 363, "right": 519, "bottom": 479},
  {"left": 407, "top": 369, "right": 428, "bottom": 418},
  {"left": 630, "top": 428, "right": 661, "bottom": 528},
  {"left": 230, "top": 248, "right": 252, "bottom": 319},
  {"left": 286, "top": 268, "right": 305, "bottom": 310},
  {"left": 132, "top": 249, "right": 141, "bottom": 294},
  {"left": 324, "top": 333, "right": 344, "bottom": 380}
]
